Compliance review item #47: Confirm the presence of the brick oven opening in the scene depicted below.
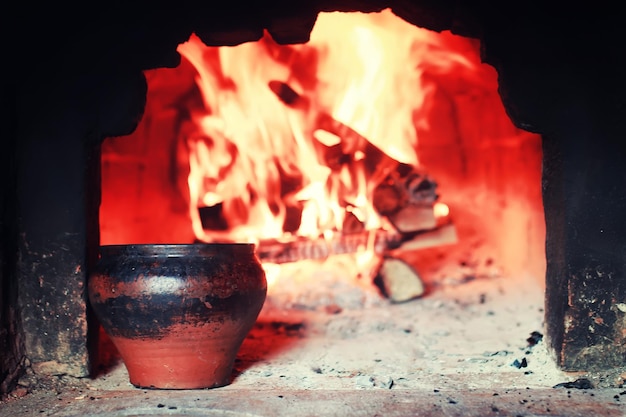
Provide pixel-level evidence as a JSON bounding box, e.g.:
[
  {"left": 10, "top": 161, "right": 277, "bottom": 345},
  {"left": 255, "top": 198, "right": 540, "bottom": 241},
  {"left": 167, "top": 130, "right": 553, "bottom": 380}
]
[
  {"left": 101, "top": 9, "right": 545, "bottom": 283},
  {"left": 96, "top": 9, "right": 548, "bottom": 386},
  {"left": 100, "top": 10, "right": 545, "bottom": 286}
]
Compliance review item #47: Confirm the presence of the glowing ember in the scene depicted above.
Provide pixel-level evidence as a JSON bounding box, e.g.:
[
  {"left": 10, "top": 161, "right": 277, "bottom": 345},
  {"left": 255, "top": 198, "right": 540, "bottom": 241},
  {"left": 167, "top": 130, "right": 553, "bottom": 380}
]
[
  {"left": 434, "top": 202, "right": 450, "bottom": 219},
  {"left": 176, "top": 9, "right": 472, "bottom": 250}
]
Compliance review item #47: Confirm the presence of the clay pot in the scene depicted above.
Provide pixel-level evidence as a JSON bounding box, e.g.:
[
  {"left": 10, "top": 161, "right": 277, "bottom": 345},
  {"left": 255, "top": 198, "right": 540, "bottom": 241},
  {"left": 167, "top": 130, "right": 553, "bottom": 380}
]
[{"left": 88, "top": 243, "right": 267, "bottom": 389}]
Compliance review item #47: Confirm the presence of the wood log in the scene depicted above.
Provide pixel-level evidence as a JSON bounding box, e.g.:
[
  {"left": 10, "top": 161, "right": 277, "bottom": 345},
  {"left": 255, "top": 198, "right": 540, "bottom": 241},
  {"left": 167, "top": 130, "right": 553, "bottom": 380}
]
[
  {"left": 256, "top": 230, "right": 390, "bottom": 264},
  {"left": 372, "top": 165, "right": 439, "bottom": 233},
  {"left": 390, "top": 223, "right": 458, "bottom": 253},
  {"left": 375, "top": 256, "right": 425, "bottom": 302},
  {"left": 256, "top": 223, "right": 457, "bottom": 264},
  {"left": 372, "top": 183, "right": 402, "bottom": 215},
  {"left": 387, "top": 204, "right": 437, "bottom": 233}
]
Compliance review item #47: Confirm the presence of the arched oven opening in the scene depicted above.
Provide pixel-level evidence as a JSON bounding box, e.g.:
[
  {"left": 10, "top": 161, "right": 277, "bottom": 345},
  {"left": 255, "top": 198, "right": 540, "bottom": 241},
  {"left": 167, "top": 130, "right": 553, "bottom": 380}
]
[
  {"left": 101, "top": 10, "right": 544, "bottom": 297},
  {"left": 97, "top": 10, "right": 547, "bottom": 388}
]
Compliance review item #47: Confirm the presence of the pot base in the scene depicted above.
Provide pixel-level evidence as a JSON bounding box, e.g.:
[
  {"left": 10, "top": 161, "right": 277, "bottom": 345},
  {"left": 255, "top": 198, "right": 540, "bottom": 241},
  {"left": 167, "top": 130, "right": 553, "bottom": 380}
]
[{"left": 111, "top": 322, "right": 243, "bottom": 389}]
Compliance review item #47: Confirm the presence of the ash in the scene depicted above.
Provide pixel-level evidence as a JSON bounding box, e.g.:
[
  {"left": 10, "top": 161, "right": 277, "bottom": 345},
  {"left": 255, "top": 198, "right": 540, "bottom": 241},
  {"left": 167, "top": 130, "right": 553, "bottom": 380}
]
[{"left": 89, "top": 267, "right": 570, "bottom": 392}]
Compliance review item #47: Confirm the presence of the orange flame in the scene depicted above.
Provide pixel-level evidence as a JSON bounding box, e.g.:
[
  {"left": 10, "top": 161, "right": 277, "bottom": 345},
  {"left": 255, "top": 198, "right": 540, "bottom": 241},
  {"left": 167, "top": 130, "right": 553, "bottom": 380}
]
[{"left": 176, "top": 9, "right": 473, "bottom": 245}]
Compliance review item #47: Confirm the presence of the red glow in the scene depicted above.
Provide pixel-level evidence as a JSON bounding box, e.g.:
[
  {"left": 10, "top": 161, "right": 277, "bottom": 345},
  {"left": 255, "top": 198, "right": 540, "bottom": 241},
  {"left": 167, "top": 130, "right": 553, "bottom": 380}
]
[
  {"left": 100, "top": 9, "right": 545, "bottom": 286},
  {"left": 175, "top": 10, "right": 475, "bottom": 245}
]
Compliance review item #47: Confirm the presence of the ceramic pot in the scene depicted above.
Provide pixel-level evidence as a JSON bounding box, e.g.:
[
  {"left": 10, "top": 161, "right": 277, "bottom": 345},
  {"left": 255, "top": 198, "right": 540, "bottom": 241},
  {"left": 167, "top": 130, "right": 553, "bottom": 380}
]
[{"left": 88, "top": 243, "right": 267, "bottom": 389}]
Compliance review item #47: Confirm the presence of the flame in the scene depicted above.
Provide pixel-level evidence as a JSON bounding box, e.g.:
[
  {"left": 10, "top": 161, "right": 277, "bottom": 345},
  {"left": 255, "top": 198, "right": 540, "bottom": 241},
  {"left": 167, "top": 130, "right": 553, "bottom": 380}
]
[
  {"left": 434, "top": 202, "right": 450, "bottom": 219},
  {"left": 176, "top": 9, "right": 473, "bottom": 247},
  {"left": 309, "top": 12, "right": 422, "bottom": 165}
]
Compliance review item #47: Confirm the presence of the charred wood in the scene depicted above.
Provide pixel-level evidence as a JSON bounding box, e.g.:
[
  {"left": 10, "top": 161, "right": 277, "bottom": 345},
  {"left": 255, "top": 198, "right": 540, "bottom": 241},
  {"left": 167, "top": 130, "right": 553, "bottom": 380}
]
[{"left": 256, "top": 223, "right": 457, "bottom": 264}]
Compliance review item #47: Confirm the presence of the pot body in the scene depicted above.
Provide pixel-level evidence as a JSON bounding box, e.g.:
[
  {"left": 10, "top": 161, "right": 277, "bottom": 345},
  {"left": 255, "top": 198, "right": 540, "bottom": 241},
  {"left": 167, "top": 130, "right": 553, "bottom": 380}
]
[{"left": 88, "top": 244, "right": 267, "bottom": 389}]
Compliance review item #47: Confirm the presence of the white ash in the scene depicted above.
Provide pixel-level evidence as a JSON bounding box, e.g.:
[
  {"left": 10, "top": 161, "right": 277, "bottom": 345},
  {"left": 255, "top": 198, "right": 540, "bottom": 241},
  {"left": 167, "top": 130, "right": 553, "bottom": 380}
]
[{"left": 87, "top": 272, "right": 572, "bottom": 393}]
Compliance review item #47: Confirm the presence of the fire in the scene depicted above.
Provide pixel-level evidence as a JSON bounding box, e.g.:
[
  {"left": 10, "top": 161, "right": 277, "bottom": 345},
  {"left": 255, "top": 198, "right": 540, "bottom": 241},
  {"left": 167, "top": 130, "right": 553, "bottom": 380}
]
[
  {"left": 434, "top": 202, "right": 450, "bottom": 219},
  {"left": 176, "top": 9, "right": 472, "bottom": 254}
]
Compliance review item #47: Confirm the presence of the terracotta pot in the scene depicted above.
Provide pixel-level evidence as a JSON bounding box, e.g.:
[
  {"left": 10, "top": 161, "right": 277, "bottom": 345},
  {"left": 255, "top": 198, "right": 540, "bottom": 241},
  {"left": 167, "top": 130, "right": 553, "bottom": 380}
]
[{"left": 88, "top": 243, "right": 267, "bottom": 389}]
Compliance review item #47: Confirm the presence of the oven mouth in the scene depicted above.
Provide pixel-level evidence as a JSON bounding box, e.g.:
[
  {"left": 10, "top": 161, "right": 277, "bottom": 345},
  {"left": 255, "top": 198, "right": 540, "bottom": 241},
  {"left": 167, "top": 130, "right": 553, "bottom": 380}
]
[
  {"left": 100, "top": 9, "right": 546, "bottom": 302},
  {"left": 91, "top": 9, "right": 551, "bottom": 389}
]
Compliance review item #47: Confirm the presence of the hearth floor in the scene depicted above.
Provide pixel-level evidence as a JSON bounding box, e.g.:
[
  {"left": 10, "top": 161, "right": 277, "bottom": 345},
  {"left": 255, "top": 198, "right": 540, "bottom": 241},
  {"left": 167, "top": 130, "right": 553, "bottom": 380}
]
[{"left": 2, "top": 274, "right": 626, "bottom": 416}]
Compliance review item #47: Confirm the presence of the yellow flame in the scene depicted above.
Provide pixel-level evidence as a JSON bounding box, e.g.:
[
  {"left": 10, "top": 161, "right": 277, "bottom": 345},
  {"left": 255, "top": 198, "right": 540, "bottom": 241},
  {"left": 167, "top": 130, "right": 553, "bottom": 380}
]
[
  {"left": 434, "top": 202, "right": 450, "bottom": 218},
  {"left": 176, "top": 9, "right": 472, "bottom": 244},
  {"left": 307, "top": 12, "right": 429, "bottom": 166}
]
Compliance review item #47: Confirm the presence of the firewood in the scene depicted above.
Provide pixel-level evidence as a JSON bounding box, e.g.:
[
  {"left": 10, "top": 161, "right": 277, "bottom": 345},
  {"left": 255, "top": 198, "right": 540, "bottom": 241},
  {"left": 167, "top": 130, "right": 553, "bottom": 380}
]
[
  {"left": 255, "top": 223, "right": 457, "bottom": 264},
  {"left": 403, "top": 171, "right": 438, "bottom": 205},
  {"left": 390, "top": 223, "right": 458, "bottom": 253},
  {"left": 372, "top": 183, "right": 402, "bottom": 215},
  {"left": 256, "top": 230, "right": 390, "bottom": 264},
  {"left": 388, "top": 204, "right": 437, "bottom": 233},
  {"left": 375, "top": 256, "right": 424, "bottom": 302},
  {"left": 372, "top": 165, "right": 440, "bottom": 233}
]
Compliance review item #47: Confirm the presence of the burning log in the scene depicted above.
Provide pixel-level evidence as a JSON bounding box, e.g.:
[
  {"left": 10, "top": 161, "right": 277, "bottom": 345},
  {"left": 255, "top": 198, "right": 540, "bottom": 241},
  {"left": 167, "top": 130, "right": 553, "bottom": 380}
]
[
  {"left": 256, "top": 230, "right": 390, "bottom": 264},
  {"left": 312, "top": 112, "right": 400, "bottom": 179},
  {"left": 269, "top": 80, "right": 400, "bottom": 180},
  {"left": 269, "top": 80, "right": 441, "bottom": 234},
  {"left": 391, "top": 223, "right": 457, "bottom": 252},
  {"left": 373, "top": 165, "right": 439, "bottom": 233},
  {"left": 387, "top": 205, "right": 437, "bottom": 234},
  {"left": 374, "top": 256, "right": 425, "bottom": 303},
  {"left": 255, "top": 223, "right": 457, "bottom": 264}
]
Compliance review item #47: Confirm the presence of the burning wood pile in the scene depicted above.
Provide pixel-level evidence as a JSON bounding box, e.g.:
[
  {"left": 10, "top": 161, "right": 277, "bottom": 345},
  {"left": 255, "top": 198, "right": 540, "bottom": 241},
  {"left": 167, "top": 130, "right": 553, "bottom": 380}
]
[
  {"left": 206, "top": 97, "right": 458, "bottom": 302},
  {"left": 173, "top": 10, "right": 468, "bottom": 303},
  {"left": 256, "top": 170, "right": 457, "bottom": 302},
  {"left": 253, "top": 115, "right": 458, "bottom": 302}
]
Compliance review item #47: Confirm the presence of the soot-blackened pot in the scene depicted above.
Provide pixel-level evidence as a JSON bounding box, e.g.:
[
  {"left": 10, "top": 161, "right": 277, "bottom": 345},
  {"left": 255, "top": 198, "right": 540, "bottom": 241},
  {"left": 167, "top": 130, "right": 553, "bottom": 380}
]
[{"left": 88, "top": 243, "right": 267, "bottom": 389}]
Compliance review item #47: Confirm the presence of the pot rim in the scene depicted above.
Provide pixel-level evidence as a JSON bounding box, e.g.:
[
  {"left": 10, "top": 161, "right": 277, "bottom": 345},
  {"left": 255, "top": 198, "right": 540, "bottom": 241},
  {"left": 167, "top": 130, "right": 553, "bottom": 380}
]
[{"left": 99, "top": 243, "right": 256, "bottom": 258}]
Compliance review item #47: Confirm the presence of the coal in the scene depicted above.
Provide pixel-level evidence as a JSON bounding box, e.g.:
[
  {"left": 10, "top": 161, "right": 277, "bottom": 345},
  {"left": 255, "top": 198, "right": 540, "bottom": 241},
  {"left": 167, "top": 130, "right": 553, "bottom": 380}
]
[
  {"left": 512, "top": 358, "right": 528, "bottom": 369},
  {"left": 526, "top": 331, "right": 544, "bottom": 347},
  {"left": 553, "top": 378, "right": 595, "bottom": 389}
]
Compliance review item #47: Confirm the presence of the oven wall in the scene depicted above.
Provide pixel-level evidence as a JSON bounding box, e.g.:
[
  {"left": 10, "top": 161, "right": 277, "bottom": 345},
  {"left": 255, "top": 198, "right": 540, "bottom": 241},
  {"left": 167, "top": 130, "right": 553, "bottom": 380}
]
[
  {"left": 478, "top": 4, "right": 626, "bottom": 371},
  {"left": 0, "top": 75, "right": 25, "bottom": 396},
  {"left": 11, "top": 70, "right": 147, "bottom": 380},
  {"left": 2, "top": 62, "right": 150, "bottom": 391}
]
